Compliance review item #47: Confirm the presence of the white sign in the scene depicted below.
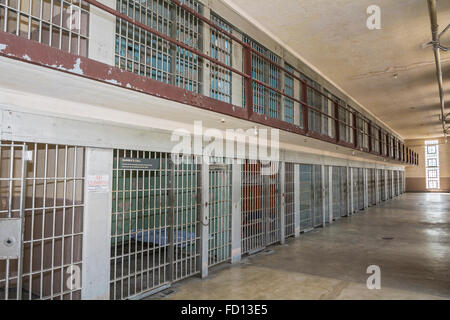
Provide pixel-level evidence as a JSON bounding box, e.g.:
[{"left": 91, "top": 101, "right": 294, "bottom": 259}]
[{"left": 87, "top": 175, "right": 110, "bottom": 193}]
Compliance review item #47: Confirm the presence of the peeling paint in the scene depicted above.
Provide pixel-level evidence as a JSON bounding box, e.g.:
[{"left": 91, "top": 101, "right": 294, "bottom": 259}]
[
  {"left": 68, "top": 58, "right": 83, "bottom": 75},
  {"left": 105, "top": 79, "right": 122, "bottom": 85},
  {"left": 0, "top": 44, "right": 7, "bottom": 52},
  {"left": 22, "top": 54, "right": 31, "bottom": 61},
  {"left": 126, "top": 83, "right": 132, "bottom": 88}
]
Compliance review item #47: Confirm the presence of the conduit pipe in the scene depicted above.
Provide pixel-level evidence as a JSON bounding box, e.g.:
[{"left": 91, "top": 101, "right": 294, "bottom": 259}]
[{"left": 427, "top": 0, "right": 450, "bottom": 137}]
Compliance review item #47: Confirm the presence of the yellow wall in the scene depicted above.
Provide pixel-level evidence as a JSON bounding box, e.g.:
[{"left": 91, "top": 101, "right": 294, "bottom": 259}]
[{"left": 405, "top": 138, "right": 449, "bottom": 192}]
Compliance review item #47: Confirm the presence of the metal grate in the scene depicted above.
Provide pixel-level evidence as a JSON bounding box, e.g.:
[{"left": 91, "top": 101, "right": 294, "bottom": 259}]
[
  {"left": 313, "top": 165, "right": 322, "bottom": 228},
  {"left": 387, "top": 170, "right": 392, "bottom": 199},
  {"left": 358, "top": 168, "right": 364, "bottom": 210},
  {"left": 284, "top": 163, "right": 295, "bottom": 238},
  {"left": 114, "top": 0, "right": 201, "bottom": 92},
  {"left": 0, "top": 0, "right": 89, "bottom": 56},
  {"left": 284, "top": 65, "right": 294, "bottom": 124},
  {"left": 368, "top": 169, "right": 376, "bottom": 206},
  {"left": 241, "top": 160, "right": 280, "bottom": 254},
  {"left": 0, "top": 141, "right": 85, "bottom": 300},
  {"left": 208, "top": 158, "right": 232, "bottom": 267},
  {"left": 332, "top": 166, "right": 340, "bottom": 220},
  {"left": 110, "top": 150, "right": 201, "bottom": 300},
  {"left": 210, "top": 13, "right": 232, "bottom": 103},
  {"left": 299, "top": 164, "right": 313, "bottom": 232},
  {"left": 323, "top": 166, "right": 329, "bottom": 223},
  {"left": 379, "top": 169, "right": 385, "bottom": 201},
  {"left": 241, "top": 160, "right": 264, "bottom": 254},
  {"left": 244, "top": 36, "right": 281, "bottom": 119}
]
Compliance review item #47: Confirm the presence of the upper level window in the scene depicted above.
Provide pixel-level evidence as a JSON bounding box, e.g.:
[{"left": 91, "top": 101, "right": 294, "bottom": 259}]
[
  {"left": 243, "top": 36, "right": 281, "bottom": 119},
  {"left": 425, "top": 140, "right": 440, "bottom": 190},
  {"left": 210, "top": 13, "right": 232, "bottom": 103},
  {"left": 115, "top": 0, "right": 201, "bottom": 92},
  {"left": 1, "top": 0, "right": 89, "bottom": 56},
  {"left": 284, "top": 64, "right": 295, "bottom": 124}
]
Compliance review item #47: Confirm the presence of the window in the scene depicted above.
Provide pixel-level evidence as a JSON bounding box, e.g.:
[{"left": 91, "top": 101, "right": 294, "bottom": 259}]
[
  {"left": 243, "top": 36, "right": 281, "bottom": 119},
  {"left": 425, "top": 140, "right": 440, "bottom": 190},
  {"left": 300, "top": 74, "right": 322, "bottom": 134},
  {"left": 210, "top": 13, "right": 232, "bottom": 103},
  {"left": 0, "top": 0, "right": 89, "bottom": 56},
  {"left": 115, "top": 0, "right": 201, "bottom": 92},
  {"left": 284, "top": 64, "right": 295, "bottom": 124}
]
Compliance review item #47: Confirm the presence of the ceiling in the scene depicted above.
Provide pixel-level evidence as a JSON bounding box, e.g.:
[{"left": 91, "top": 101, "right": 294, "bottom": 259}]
[{"left": 224, "top": 0, "right": 450, "bottom": 139}]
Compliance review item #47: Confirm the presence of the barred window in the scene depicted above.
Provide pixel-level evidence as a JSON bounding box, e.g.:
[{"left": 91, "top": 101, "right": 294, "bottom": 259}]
[
  {"left": 1, "top": 0, "right": 89, "bottom": 56},
  {"left": 243, "top": 36, "right": 281, "bottom": 119},
  {"left": 300, "top": 74, "right": 322, "bottom": 134},
  {"left": 284, "top": 64, "right": 294, "bottom": 124},
  {"left": 210, "top": 13, "right": 232, "bottom": 103},
  {"left": 425, "top": 140, "right": 440, "bottom": 189},
  {"left": 115, "top": 0, "right": 201, "bottom": 93}
]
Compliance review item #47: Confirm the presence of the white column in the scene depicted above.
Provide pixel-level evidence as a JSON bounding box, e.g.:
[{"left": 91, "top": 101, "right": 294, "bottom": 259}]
[
  {"left": 328, "top": 166, "right": 333, "bottom": 223},
  {"left": 349, "top": 168, "right": 354, "bottom": 214},
  {"left": 200, "top": 161, "right": 209, "bottom": 278},
  {"left": 364, "top": 168, "right": 369, "bottom": 209},
  {"left": 321, "top": 165, "right": 326, "bottom": 228},
  {"left": 375, "top": 168, "right": 380, "bottom": 204},
  {"left": 81, "top": 148, "right": 113, "bottom": 300},
  {"left": 280, "top": 162, "right": 286, "bottom": 244},
  {"left": 294, "top": 164, "right": 301, "bottom": 236},
  {"left": 231, "top": 162, "right": 242, "bottom": 264}
]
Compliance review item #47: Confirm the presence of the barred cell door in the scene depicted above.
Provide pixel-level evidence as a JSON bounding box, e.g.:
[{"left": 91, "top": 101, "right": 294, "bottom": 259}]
[
  {"left": 208, "top": 160, "right": 232, "bottom": 267},
  {"left": 332, "top": 167, "right": 341, "bottom": 220},
  {"left": 380, "top": 170, "right": 386, "bottom": 201},
  {"left": 313, "top": 165, "right": 323, "bottom": 228},
  {"left": 111, "top": 150, "right": 201, "bottom": 300},
  {"left": 352, "top": 168, "right": 358, "bottom": 213},
  {"left": 241, "top": 161, "right": 281, "bottom": 254},
  {"left": 284, "top": 163, "right": 295, "bottom": 238},
  {"left": 300, "top": 164, "right": 314, "bottom": 231},
  {"left": 1, "top": 142, "right": 85, "bottom": 300},
  {"left": 358, "top": 168, "right": 364, "bottom": 211},
  {"left": 340, "top": 167, "right": 348, "bottom": 217},
  {"left": 0, "top": 143, "right": 28, "bottom": 300}
]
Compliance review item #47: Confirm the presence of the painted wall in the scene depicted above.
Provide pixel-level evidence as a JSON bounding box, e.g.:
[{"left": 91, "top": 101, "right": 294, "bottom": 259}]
[{"left": 405, "top": 138, "right": 449, "bottom": 192}]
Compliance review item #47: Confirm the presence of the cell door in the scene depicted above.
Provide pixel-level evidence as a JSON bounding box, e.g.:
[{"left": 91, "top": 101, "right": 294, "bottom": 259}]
[
  {"left": 284, "top": 163, "right": 295, "bottom": 238},
  {"left": 380, "top": 170, "right": 386, "bottom": 201},
  {"left": 110, "top": 150, "right": 201, "bottom": 300},
  {"left": 358, "top": 168, "right": 364, "bottom": 211},
  {"left": 241, "top": 160, "right": 281, "bottom": 254},
  {"left": 300, "top": 164, "right": 313, "bottom": 232},
  {"left": 369, "top": 169, "right": 376, "bottom": 206},
  {"left": 332, "top": 167, "right": 341, "bottom": 220},
  {"left": 313, "top": 165, "right": 323, "bottom": 228},
  {"left": 323, "top": 166, "right": 330, "bottom": 223},
  {"left": 1, "top": 142, "right": 85, "bottom": 300},
  {"left": 339, "top": 167, "right": 348, "bottom": 217},
  {"left": 208, "top": 159, "right": 232, "bottom": 267},
  {"left": 387, "top": 171, "right": 393, "bottom": 199}
]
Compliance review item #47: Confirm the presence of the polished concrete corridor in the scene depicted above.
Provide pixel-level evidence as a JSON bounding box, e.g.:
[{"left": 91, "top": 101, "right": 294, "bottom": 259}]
[{"left": 153, "top": 193, "right": 450, "bottom": 300}]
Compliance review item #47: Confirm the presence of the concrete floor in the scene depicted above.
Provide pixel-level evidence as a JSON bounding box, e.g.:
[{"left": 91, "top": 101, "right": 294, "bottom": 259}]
[{"left": 152, "top": 193, "right": 450, "bottom": 300}]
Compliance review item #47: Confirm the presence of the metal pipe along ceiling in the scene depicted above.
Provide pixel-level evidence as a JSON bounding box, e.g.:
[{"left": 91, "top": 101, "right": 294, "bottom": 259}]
[{"left": 427, "top": 0, "right": 450, "bottom": 137}]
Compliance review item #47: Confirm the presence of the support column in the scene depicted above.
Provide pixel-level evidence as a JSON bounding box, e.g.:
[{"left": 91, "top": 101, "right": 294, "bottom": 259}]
[
  {"left": 81, "top": 148, "right": 113, "bottom": 300},
  {"left": 328, "top": 166, "right": 333, "bottom": 223},
  {"left": 384, "top": 170, "right": 389, "bottom": 201},
  {"left": 280, "top": 162, "right": 286, "bottom": 244},
  {"left": 375, "top": 168, "right": 380, "bottom": 204},
  {"left": 321, "top": 165, "right": 326, "bottom": 228},
  {"left": 200, "top": 161, "right": 209, "bottom": 278},
  {"left": 231, "top": 162, "right": 242, "bottom": 264},
  {"left": 294, "top": 164, "right": 301, "bottom": 237},
  {"left": 349, "top": 167, "right": 354, "bottom": 214}
]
